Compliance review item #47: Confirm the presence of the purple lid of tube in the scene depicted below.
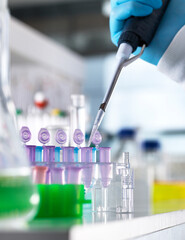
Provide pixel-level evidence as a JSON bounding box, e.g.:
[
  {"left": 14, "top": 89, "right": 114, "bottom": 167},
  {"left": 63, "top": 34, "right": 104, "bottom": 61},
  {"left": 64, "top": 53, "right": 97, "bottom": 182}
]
[
  {"left": 92, "top": 130, "right": 102, "bottom": 145},
  {"left": 81, "top": 147, "right": 92, "bottom": 163},
  {"left": 73, "top": 129, "right": 84, "bottom": 145},
  {"left": 25, "top": 145, "right": 36, "bottom": 162},
  {"left": 20, "top": 126, "right": 31, "bottom": 143},
  {"left": 99, "top": 147, "right": 111, "bottom": 163},
  {"left": 55, "top": 129, "right": 67, "bottom": 145},
  {"left": 38, "top": 128, "right": 50, "bottom": 144}
]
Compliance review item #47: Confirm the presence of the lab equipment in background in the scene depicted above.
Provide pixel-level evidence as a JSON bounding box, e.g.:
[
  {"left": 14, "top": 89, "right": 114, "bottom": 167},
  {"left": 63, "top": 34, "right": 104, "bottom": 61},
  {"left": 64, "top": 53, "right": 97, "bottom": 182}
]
[
  {"left": 134, "top": 139, "right": 161, "bottom": 215},
  {"left": 16, "top": 109, "right": 26, "bottom": 130},
  {"left": 141, "top": 140, "right": 161, "bottom": 165},
  {"left": 113, "top": 128, "right": 137, "bottom": 165},
  {"left": 153, "top": 151, "right": 185, "bottom": 214},
  {"left": 0, "top": 0, "right": 38, "bottom": 226},
  {"left": 70, "top": 95, "right": 86, "bottom": 147},
  {"left": 50, "top": 109, "right": 69, "bottom": 127},
  {"left": 0, "top": 0, "right": 16, "bottom": 121}
]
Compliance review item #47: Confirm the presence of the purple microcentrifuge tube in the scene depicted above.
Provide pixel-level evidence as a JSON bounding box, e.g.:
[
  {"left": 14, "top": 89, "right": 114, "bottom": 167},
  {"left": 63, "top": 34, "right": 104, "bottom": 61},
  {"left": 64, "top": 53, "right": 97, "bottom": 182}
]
[
  {"left": 25, "top": 145, "right": 36, "bottom": 163},
  {"left": 99, "top": 147, "right": 112, "bottom": 188},
  {"left": 81, "top": 147, "right": 92, "bottom": 163},
  {"left": 65, "top": 166, "right": 82, "bottom": 184},
  {"left": 20, "top": 126, "right": 31, "bottom": 143},
  {"left": 92, "top": 130, "right": 102, "bottom": 148},
  {"left": 43, "top": 145, "right": 55, "bottom": 162},
  {"left": 55, "top": 129, "right": 67, "bottom": 146},
  {"left": 38, "top": 128, "right": 50, "bottom": 145},
  {"left": 99, "top": 147, "right": 111, "bottom": 163},
  {"left": 81, "top": 147, "right": 94, "bottom": 189},
  {"left": 73, "top": 129, "right": 84, "bottom": 146},
  {"left": 50, "top": 167, "right": 64, "bottom": 184},
  {"left": 62, "top": 147, "right": 75, "bottom": 162}
]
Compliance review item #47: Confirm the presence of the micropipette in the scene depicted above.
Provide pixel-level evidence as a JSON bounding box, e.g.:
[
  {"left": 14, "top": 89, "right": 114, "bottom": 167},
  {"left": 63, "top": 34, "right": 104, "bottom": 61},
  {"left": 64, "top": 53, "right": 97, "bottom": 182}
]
[{"left": 88, "top": 0, "right": 170, "bottom": 146}]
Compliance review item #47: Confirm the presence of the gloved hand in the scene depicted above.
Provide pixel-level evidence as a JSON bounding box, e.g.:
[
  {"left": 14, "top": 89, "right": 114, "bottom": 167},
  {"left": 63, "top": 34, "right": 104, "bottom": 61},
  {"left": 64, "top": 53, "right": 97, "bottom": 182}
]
[{"left": 110, "top": 0, "right": 185, "bottom": 65}]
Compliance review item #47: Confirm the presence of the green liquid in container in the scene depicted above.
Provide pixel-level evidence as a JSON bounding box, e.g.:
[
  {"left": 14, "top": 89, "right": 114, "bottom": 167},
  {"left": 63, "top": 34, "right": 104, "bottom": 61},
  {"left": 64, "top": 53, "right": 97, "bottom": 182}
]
[{"left": 0, "top": 175, "right": 37, "bottom": 218}]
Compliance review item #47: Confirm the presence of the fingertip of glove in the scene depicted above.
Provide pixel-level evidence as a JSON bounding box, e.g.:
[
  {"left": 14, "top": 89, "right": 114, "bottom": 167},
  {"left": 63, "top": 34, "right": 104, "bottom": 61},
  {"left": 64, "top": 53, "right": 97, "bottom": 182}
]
[{"left": 153, "top": 0, "right": 163, "bottom": 9}]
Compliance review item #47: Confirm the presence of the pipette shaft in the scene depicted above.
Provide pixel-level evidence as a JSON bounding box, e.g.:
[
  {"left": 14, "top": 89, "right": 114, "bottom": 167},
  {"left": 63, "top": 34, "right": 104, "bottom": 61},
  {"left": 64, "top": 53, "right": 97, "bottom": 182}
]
[
  {"left": 88, "top": 0, "right": 170, "bottom": 146},
  {"left": 88, "top": 43, "right": 142, "bottom": 146}
]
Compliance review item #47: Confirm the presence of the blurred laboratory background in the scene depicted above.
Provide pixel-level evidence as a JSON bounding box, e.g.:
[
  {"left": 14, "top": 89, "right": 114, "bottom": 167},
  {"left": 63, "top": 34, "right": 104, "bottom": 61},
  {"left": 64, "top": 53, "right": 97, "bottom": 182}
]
[{"left": 1, "top": 0, "right": 185, "bottom": 238}]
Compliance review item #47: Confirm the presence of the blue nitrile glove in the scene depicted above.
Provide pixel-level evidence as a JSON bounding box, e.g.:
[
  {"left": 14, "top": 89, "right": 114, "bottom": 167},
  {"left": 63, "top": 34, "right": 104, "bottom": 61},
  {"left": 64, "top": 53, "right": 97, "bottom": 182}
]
[{"left": 110, "top": 0, "right": 185, "bottom": 65}]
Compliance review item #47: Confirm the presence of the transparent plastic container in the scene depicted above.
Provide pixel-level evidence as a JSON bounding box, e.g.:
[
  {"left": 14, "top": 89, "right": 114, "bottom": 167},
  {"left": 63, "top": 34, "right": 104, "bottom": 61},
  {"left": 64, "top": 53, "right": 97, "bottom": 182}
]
[
  {"left": 92, "top": 151, "right": 134, "bottom": 213},
  {"left": 70, "top": 95, "right": 85, "bottom": 146},
  {"left": 0, "top": 0, "right": 38, "bottom": 227}
]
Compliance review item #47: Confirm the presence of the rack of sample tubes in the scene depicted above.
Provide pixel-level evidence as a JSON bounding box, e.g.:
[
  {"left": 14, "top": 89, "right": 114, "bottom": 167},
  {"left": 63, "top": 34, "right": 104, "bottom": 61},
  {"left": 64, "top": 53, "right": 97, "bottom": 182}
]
[{"left": 20, "top": 126, "right": 134, "bottom": 218}]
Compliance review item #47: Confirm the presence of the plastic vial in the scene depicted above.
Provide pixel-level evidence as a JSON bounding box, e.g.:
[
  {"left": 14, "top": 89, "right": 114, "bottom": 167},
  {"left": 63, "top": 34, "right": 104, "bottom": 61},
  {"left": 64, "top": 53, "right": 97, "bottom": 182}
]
[
  {"left": 92, "top": 147, "right": 113, "bottom": 212},
  {"left": 119, "top": 152, "right": 134, "bottom": 213},
  {"left": 81, "top": 147, "right": 94, "bottom": 189},
  {"left": 70, "top": 95, "right": 85, "bottom": 147}
]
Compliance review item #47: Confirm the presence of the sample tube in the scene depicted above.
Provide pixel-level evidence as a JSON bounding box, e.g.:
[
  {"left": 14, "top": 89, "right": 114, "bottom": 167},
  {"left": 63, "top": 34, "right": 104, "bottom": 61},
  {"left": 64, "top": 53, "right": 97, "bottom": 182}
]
[
  {"left": 81, "top": 147, "right": 94, "bottom": 190},
  {"left": 120, "top": 152, "right": 134, "bottom": 213},
  {"left": 25, "top": 145, "right": 36, "bottom": 163},
  {"left": 43, "top": 146, "right": 55, "bottom": 162},
  {"left": 62, "top": 147, "right": 75, "bottom": 162},
  {"left": 99, "top": 147, "right": 112, "bottom": 212},
  {"left": 66, "top": 167, "right": 82, "bottom": 184},
  {"left": 81, "top": 147, "right": 93, "bottom": 163},
  {"left": 62, "top": 147, "right": 82, "bottom": 184},
  {"left": 50, "top": 168, "right": 64, "bottom": 184},
  {"left": 32, "top": 166, "right": 48, "bottom": 184},
  {"left": 70, "top": 95, "right": 85, "bottom": 146}
]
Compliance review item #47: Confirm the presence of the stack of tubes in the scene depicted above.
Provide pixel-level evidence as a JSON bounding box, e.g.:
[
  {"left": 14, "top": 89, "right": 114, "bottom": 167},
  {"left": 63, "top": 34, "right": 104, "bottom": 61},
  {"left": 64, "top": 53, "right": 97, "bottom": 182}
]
[{"left": 20, "top": 126, "right": 133, "bottom": 214}]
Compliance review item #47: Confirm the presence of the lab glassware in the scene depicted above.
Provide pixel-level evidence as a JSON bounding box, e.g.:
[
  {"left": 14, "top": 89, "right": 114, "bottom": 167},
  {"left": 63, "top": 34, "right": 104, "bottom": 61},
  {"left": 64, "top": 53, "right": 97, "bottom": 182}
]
[
  {"left": 0, "top": 1, "right": 38, "bottom": 225},
  {"left": 70, "top": 95, "right": 85, "bottom": 146}
]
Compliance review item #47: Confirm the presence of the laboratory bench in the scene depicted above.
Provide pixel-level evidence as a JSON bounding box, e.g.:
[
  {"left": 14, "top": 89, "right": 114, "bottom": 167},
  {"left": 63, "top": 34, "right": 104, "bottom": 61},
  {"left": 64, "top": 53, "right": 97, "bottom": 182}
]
[{"left": 1, "top": 203, "right": 185, "bottom": 240}]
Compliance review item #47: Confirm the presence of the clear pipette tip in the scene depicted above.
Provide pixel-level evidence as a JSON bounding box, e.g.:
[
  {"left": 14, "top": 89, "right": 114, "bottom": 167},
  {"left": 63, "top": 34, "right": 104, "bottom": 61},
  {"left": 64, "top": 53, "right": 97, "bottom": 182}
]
[
  {"left": 88, "top": 124, "right": 98, "bottom": 147},
  {"left": 88, "top": 108, "right": 105, "bottom": 147}
]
